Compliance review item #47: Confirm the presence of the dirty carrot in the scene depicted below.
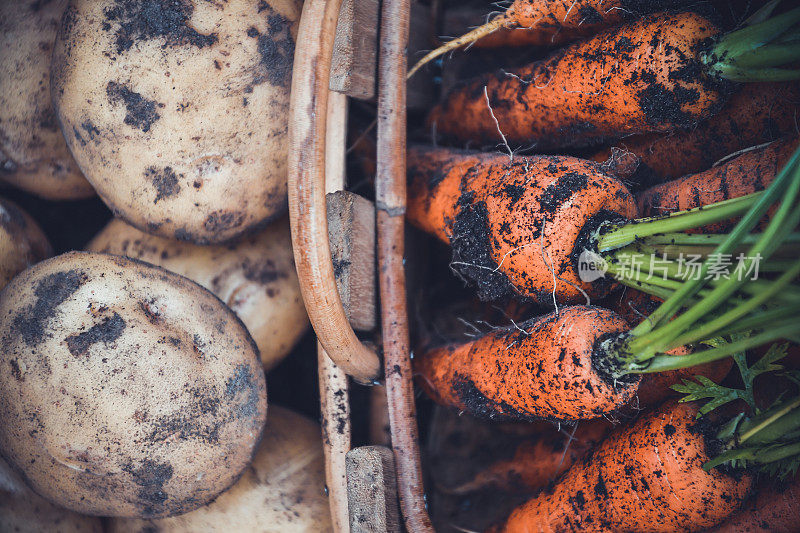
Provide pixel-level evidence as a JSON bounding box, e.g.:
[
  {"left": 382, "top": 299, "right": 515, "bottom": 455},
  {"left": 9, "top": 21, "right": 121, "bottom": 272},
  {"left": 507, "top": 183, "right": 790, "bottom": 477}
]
[
  {"left": 428, "top": 8, "right": 800, "bottom": 150},
  {"left": 637, "top": 137, "right": 798, "bottom": 226},
  {"left": 591, "top": 81, "right": 800, "bottom": 185},
  {"left": 710, "top": 474, "right": 800, "bottom": 533},
  {"left": 415, "top": 305, "right": 637, "bottom": 421},
  {"left": 493, "top": 400, "right": 754, "bottom": 532},
  {"left": 407, "top": 144, "right": 797, "bottom": 306},
  {"left": 408, "top": 0, "right": 693, "bottom": 78},
  {"left": 408, "top": 146, "right": 638, "bottom": 304}
]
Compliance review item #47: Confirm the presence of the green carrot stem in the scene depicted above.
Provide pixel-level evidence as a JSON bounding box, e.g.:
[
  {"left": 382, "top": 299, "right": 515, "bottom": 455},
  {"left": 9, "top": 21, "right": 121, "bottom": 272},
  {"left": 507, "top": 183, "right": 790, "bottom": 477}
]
[
  {"left": 712, "top": 65, "right": 800, "bottom": 82},
  {"left": 742, "top": 0, "right": 781, "bottom": 26},
  {"left": 733, "top": 43, "right": 800, "bottom": 68},
  {"left": 606, "top": 245, "right": 800, "bottom": 302},
  {"left": 760, "top": 259, "right": 800, "bottom": 271},
  {"left": 613, "top": 278, "right": 685, "bottom": 305},
  {"left": 597, "top": 194, "right": 761, "bottom": 252},
  {"left": 702, "top": 303, "right": 800, "bottom": 339},
  {"left": 664, "top": 259, "right": 800, "bottom": 349},
  {"left": 630, "top": 322, "right": 798, "bottom": 373},
  {"left": 649, "top": 245, "right": 800, "bottom": 261},
  {"left": 752, "top": 441, "right": 800, "bottom": 463},
  {"left": 708, "top": 6, "right": 800, "bottom": 62},
  {"left": 777, "top": 28, "right": 800, "bottom": 44},
  {"left": 739, "top": 397, "right": 800, "bottom": 445},
  {"left": 642, "top": 232, "right": 800, "bottom": 247},
  {"left": 703, "top": 442, "right": 800, "bottom": 471},
  {"left": 625, "top": 148, "right": 800, "bottom": 350}
]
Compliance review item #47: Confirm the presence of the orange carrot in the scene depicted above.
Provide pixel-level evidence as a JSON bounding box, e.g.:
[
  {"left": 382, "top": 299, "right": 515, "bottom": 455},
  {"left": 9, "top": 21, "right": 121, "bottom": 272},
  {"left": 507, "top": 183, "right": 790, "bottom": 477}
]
[
  {"left": 636, "top": 137, "right": 798, "bottom": 228},
  {"left": 591, "top": 82, "right": 800, "bottom": 185},
  {"left": 495, "top": 400, "right": 753, "bottom": 532},
  {"left": 409, "top": 0, "right": 694, "bottom": 77},
  {"left": 443, "top": 418, "right": 612, "bottom": 495},
  {"left": 407, "top": 146, "right": 637, "bottom": 304},
  {"left": 414, "top": 305, "right": 639, "bottom": 422},
  {"left": 427, "top": 10, "right": 800, "bottom": 150},
  {"left": 710, "top": 474, "right": 799, "bottom": 533}
]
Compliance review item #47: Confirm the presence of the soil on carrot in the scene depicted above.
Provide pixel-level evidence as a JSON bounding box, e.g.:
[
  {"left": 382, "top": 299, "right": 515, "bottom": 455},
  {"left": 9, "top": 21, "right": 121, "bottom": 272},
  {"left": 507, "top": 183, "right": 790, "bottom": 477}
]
[
  {"left": 450, "top": 191, "right": 518, "bottom": 301},
  {"left": 452, "top": 372, "right": 533, "bottom": 422}
]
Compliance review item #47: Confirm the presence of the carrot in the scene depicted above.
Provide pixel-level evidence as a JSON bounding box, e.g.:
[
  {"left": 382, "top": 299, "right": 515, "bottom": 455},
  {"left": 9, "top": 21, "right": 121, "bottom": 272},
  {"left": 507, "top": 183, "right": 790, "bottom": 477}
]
[
  {"left": 710, "top": 474, "right": 800, "bottom": 533},
  {"left": 442, "top": 418, "right": 612, "bottom": 495},
  {"left": 408, "top": 0, "right": 694, "bottom": 78},
  {"left": 493, "top": 400, "right": 754, "bottom": 532},
  {"left": 591, "top": 81, "right": 800, "bottom": 185},
  {"left": 427, "top": 9, "right": 800, "bottom": 150},
  {"left": 636, "top": 137, "right": 798, "bottom": 227},
  {"left": 407, "top": 146, "right": 638, "bottom": 304},
  {"left": 414, "top": 305, "right": 639, "bottom": 422}
]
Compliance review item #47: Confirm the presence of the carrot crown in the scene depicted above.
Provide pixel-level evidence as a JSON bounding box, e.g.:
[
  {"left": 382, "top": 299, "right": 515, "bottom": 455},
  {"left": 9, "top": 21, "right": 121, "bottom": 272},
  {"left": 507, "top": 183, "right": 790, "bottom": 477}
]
[
  {"left": 702, "top": 2, "right": 800, "bottom": 82},
  {"left": 588, "top": 141, "right": 800, "bottom": 383}
]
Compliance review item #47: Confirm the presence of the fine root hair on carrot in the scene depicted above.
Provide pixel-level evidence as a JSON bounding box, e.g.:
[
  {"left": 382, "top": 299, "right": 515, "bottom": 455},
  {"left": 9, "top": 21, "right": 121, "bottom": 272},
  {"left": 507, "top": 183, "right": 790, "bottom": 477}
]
[
  {"left": 483, "top": 86, "right": 513, "bottom": 162},
  {"left": 408, "top": 0, "right": 698, "bottom": 78}
]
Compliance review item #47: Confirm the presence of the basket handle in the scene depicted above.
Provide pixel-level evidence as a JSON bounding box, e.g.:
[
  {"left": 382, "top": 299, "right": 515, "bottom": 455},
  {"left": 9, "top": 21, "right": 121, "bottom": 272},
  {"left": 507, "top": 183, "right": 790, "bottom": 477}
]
[{"left": 288, "top": 0, "right": 381, "bottom": 383}]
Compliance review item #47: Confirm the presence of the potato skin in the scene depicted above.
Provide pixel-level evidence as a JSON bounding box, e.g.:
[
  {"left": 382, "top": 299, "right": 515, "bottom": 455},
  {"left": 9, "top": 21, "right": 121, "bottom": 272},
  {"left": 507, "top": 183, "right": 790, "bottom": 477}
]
[
  {"left": 0, "top": 0, "right": 94, "bottom": 200},
  {"left": 108, "top": 406, "right": 333, "bottom": 532},
  {"left": 0, "top": 198, "right": 53, "bottom": 289},
  {"left": 0, "top": 252, "right": 267, "bottom": 518},
  {"left": 51, "top": 0, "right": 301, "bottom": 244},
  {"left": 87, "top": 217, "right": 308, "bottom": 370}
]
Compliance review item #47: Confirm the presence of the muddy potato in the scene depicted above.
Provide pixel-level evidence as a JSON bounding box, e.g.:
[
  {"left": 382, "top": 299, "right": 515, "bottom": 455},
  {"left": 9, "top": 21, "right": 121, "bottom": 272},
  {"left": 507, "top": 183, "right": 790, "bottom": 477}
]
[
  {"left": 0, "top": 252, "right": 267, "bottom": 518},
  {"left": 0, "top": 0, "right": 94, "bottom": 200},
  {"left": 0, "top": 198, "right": 53, "bottom": 288},
  {"left": 87, "top": 217, "right": 307, "bottom": 370},
  {"left": 51, "top": 0, "right": 300, "bottom": 244},
  {"left": 0, "top": 458, "right": 103, "bottom": 533},
  {"left": 109, "top": 406, "right": 332, "bottom": 533}
]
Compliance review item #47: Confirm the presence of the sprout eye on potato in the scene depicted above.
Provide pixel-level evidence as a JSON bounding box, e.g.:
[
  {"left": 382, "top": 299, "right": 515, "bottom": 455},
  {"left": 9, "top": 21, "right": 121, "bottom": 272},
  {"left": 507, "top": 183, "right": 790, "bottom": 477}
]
[
  {"left": 0, "top": 0, "right": 95, "bottom": 200},
  {"left": 51, "top": 0, "right": 302, "bottom": 244},
  {"left": 0, "top": 252, "right": 267, "bottom": 518},
  {"left": 87, "top": 216, "right": 308, "bottom": 371},
  {"left": 109, "top": 406, "right": 332, "bottom": 533}
]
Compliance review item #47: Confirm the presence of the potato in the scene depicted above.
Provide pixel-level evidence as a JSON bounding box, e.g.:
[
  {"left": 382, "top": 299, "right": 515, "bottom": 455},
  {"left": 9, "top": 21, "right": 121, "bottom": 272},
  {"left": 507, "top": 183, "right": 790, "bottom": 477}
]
[
  {"left": 0, "top": 0, "right": 94, "bottom": 200},
  {"left": 51, "top": 0, "right": 301, "bottom": 244},
  {"left": 108, "top": 406, "right": 332, "bottom": 532},
  {"left": 0, "top": 198, "right": 53, "bottom": 288},
  {"left": 87, "top": 216, "right": 308, "bottom": 370},
  {"left": 0, "top": 458, "right": 103, "bottom": 533},
  {"left": 0, "top": 252, "right": 267, "bottom": 518}
]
